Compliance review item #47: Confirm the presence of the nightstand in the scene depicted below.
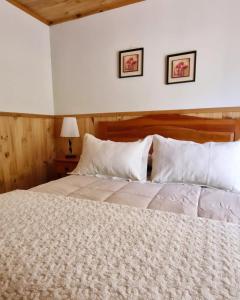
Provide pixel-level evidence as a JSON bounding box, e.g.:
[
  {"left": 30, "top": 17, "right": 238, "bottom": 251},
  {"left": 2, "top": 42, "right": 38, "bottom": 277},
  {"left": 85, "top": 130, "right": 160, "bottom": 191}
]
[{"left": 55, "top": 157, "right": 80, "bottom": 178}]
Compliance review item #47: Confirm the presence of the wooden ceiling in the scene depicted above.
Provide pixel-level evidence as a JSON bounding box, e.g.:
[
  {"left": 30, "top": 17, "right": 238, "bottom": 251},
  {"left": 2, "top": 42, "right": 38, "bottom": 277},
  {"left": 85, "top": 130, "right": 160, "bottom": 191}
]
[{"left": 7, "top": 0, "right": 143, "bottom": 26}]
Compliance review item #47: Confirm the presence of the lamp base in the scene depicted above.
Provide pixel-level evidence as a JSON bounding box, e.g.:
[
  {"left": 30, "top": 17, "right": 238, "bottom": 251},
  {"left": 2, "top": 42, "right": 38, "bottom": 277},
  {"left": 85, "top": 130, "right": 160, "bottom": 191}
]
[{"left": 65, "top": 154, "right": 77, "bottom": 159}]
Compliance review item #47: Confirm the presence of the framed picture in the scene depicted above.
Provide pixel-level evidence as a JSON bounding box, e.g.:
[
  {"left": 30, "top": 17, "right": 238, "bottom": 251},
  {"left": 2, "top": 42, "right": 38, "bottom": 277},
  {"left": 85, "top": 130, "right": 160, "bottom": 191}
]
[
  {"left": 166, "top": 51, "right": 197, "bottom": 84},
  {"left": 119, "top": 48, "right": 144, "bottom": 78}
]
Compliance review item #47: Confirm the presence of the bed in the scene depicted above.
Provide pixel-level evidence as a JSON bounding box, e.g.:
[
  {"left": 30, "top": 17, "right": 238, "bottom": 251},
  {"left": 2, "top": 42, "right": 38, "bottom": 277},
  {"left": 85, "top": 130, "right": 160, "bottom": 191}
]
[{"left": 1, "top": 114, "right": 240, "bottom": 299}]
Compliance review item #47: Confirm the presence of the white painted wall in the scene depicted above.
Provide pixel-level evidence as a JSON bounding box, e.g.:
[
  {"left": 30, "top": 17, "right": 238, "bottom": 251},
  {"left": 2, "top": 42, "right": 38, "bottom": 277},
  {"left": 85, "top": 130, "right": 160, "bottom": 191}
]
[
  {"left": 50, "top": 0, "right": 240, "bottom": 115},
  {"left": 0, "top": 1, "right": 54, "bottom": 114}
]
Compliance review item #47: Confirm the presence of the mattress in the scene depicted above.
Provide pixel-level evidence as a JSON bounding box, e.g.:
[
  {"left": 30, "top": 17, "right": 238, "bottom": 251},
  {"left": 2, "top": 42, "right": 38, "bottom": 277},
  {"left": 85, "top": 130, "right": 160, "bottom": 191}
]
[
  {"left": 31, "top": 175, "right": 240, "bottom": 224},
  {"left": 1, "top": 190, "right": 240, "bottom": 299}
]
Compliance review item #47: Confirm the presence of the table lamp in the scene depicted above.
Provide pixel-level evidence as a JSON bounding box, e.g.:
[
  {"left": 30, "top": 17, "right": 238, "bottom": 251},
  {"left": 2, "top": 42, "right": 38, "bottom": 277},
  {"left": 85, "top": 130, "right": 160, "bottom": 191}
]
[{"left": 60, "top": 117, "right": 80, "bottom": 158}]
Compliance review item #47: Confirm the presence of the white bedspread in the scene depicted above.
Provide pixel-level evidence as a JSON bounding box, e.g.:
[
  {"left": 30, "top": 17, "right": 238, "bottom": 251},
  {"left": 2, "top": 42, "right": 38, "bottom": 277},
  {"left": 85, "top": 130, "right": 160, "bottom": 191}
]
[{"left": 0, "top": 190, "right": 240, "bottom": 299}]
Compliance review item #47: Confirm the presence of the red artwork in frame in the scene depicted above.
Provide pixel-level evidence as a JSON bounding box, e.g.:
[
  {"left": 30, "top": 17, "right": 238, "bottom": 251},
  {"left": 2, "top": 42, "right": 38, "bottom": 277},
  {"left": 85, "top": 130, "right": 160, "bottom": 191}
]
[
  {"left": 166, "top": 51, "right": 197, "bottom": 84},
  {"left": 119, "top": 48, "right": 144, "bottom": 78},
  {"left": 172, "top": 58, "right": 190, "bottom": 78},
  {"left": 123, "top": 54, "right": 139, "bottom": 73}
]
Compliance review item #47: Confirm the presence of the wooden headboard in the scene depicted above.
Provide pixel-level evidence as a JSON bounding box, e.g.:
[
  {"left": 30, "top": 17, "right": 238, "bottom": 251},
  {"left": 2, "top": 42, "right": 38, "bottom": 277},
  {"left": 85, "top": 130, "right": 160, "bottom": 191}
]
[{"left": 97, "top": 114, "right": 240, "bottom": 143}]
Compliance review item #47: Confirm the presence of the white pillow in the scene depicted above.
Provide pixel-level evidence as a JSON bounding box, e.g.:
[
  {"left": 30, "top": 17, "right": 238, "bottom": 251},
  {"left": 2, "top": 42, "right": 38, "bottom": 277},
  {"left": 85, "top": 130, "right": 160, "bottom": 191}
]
[
  {"left": 151, "top": 135, "right": 240, "bottom": 192},
  {"left": 72, "top": 134, "right": 152, "bottom": 181}
]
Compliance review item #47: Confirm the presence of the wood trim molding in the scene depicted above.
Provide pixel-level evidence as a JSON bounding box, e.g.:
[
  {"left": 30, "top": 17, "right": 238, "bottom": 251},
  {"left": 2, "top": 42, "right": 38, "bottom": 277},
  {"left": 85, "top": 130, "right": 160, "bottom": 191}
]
[
  {"left": 0, "top": 112, "right": 55, "bottom": 118},
  {"left": 1, "top": 106, "right": 240, "bottom": 119},
  {"left": 7, "top": 0, "right": 50, "bottom": 25},
  {"left": 54, "top": 106, "right": 240, "bottom": 118}
]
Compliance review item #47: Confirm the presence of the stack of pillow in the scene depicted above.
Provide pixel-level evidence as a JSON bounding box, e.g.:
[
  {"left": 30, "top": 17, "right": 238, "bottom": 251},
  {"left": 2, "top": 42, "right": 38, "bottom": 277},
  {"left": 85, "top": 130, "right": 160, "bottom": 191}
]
[{"left": 71, "top": 133, "right": 240, "bottom": 193}]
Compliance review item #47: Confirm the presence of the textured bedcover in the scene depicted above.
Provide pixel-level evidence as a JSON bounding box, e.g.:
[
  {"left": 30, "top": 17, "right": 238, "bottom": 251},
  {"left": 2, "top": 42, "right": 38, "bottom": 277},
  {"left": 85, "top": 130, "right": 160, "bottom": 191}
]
[
  {"left": 0, "top": 190, "right": 240, "bottom": 299},
  {"left": 31, "top": 175, "right": 240, "bottom": 224}
]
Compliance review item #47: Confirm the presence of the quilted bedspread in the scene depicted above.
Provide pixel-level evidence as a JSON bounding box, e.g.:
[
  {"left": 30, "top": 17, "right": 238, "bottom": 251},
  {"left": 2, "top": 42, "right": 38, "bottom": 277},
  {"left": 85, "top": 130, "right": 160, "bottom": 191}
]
[
  {"left": 0, "top": 190, "right": 240, "bottom": 299},
  {"left": 31, "top": 175, "right": 240, "bottom": 224}
]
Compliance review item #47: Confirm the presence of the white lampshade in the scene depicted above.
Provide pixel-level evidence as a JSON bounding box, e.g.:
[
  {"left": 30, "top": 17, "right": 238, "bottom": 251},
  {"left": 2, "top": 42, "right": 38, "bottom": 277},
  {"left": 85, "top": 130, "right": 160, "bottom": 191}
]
[{"left": 60, "top": 117, "right": 80, "bottom": 138}]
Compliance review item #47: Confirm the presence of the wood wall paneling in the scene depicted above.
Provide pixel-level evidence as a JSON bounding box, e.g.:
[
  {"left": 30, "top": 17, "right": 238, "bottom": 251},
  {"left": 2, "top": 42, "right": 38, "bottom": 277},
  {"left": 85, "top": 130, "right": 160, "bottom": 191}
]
[
  {"left": 1, "top": 108, "right": 240, "bottom": 194},
  {"left": 0, "top": 116, "right": 55, "bottom": 193}
]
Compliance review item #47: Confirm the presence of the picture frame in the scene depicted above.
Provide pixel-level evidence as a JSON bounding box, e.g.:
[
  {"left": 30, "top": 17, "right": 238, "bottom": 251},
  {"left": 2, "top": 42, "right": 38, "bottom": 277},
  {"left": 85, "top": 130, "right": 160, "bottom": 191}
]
[
  {"left": 166, "top": 51, "right": 197, "bottom": 84},
  {"left": 119, "top": 48, "right": 144, "bottom": 78}
]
